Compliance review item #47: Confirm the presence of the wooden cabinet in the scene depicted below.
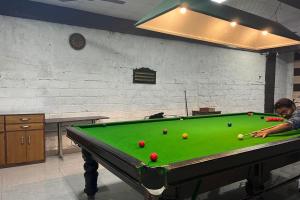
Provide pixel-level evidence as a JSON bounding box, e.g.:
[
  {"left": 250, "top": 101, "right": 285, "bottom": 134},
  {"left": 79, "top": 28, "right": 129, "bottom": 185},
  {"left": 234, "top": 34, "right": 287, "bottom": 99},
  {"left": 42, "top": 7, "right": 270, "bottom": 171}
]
[
  {"left": 0, "top": 132, "right": 5, "bottom": 166},
  {"left": 2, "top": 114, "right": 45, "bottom": 168},
  {"left": 6, "top": 131, "right": 27, "bottom": 164},
  {"left": 27, "top": 130, "right": 45, "bottom": 162},
  {"left": 6, "top": 130, "right": 45, "bottom": 164},
  {"left": 0, "top": 116, "right": 5, "bottom": 166},
  {"left": 0, "top": 124, "right": 4, "bottom": 133}
]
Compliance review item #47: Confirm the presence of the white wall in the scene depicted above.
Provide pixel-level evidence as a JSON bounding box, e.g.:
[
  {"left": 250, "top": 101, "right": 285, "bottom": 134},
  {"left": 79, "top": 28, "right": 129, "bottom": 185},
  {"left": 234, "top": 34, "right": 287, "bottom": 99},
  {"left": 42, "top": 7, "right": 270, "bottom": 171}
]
[
  {"left": 0, "top": 15, "right": 267, "bottom": 122},
  {"left": 274, "top": 53, "right": 294, "bottom": 102}
]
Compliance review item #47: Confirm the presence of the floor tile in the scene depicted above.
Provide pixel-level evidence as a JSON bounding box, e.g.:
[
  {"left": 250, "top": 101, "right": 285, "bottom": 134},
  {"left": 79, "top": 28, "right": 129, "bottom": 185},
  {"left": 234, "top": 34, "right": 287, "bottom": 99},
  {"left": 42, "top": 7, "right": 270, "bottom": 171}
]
[
  {"left": 2, "top": 162, "right": 61, "bottom": 191},
  {"left": 64, "top": 167, "right": 143, "bottom": 200},
  {"left": 2, "top": 177, "right": 76, "bottom": 200}
]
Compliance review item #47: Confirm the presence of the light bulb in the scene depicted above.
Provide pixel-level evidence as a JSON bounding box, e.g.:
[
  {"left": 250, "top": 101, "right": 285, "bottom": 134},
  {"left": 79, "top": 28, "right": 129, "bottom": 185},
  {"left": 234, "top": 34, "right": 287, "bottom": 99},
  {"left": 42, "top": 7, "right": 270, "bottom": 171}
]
[
  {"left": 262, "top": 30, "right": 269, "bottom": 36},
  {"left": 230, "top": 21, "right": 237, "bottom": 27},
  {"left": 180, "top": 7, "right": 187, "bottom": 14}
]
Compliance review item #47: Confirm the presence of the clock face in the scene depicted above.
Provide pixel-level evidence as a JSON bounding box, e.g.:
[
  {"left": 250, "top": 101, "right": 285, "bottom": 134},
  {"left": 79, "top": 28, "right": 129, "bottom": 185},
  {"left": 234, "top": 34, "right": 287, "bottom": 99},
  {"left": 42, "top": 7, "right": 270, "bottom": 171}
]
[{"left": 69, "top": 33, "right": 86, "bottom": 50}]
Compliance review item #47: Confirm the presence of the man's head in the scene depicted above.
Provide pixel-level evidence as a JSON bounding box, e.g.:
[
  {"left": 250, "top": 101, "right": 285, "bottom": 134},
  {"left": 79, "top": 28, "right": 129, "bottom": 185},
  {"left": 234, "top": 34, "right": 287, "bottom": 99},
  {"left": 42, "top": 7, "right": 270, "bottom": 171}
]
[{"left": 274, "top": 98, "right": 296, "bottom": 118}]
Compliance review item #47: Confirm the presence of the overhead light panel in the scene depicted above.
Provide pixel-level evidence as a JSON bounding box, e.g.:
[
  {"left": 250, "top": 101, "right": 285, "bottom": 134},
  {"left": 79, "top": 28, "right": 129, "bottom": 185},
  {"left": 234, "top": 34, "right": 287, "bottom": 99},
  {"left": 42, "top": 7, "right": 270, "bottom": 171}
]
[
  {"left": 211, "top": 0, "right": 227, "bottom": 3},
  {"left": 136, "top": 0, "right": 300, "bottom": 51}
]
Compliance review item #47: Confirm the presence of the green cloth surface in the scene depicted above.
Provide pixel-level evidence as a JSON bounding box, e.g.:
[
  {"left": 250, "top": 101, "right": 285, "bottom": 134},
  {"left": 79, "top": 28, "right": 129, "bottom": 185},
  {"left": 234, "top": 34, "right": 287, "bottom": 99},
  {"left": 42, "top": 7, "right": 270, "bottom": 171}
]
[{"left": 75, "top": 113, "right": 300, "bottom": 167}]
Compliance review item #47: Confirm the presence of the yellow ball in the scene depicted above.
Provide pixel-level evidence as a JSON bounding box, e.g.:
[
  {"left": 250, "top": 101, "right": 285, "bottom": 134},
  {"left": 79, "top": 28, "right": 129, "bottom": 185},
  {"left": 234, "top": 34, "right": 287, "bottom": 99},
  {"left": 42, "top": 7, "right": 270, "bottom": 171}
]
[
  {"left": 182, "top": 133, "right": 188, "bottom": 139},
  {"left": 237, "top": 134, "right": 244, "bottom": 140}
]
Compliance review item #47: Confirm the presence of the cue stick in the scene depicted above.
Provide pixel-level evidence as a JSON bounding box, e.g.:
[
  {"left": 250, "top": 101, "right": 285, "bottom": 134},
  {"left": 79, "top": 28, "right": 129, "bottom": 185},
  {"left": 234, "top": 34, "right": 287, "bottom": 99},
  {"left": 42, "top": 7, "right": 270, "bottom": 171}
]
[
  {"left": 245, "top": 125, "right": 282, "bottom": 137},
  {"left": 184, "top": 90, "right": 189, "bottom": 116}
]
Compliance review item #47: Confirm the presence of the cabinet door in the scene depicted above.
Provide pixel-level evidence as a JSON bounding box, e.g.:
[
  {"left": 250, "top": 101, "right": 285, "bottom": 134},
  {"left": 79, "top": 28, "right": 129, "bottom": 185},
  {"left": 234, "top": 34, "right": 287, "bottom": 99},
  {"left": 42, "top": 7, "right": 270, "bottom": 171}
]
[
  {"left": 6, "top": 131, "right": 27, "bottom": 164},
  {"left": 0, "top": 132, "right": 5, "bottom": 166},
  {"left": 26, "top": 130, "right": 44, "bottom": 162}
]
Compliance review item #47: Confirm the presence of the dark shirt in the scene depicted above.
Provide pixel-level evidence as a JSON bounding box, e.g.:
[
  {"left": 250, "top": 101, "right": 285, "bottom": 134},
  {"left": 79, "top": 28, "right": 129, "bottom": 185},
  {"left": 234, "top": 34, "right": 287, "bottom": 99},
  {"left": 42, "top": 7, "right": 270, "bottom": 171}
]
[{"left": 287, "top": 109, "right": 300, "bottom": 129}]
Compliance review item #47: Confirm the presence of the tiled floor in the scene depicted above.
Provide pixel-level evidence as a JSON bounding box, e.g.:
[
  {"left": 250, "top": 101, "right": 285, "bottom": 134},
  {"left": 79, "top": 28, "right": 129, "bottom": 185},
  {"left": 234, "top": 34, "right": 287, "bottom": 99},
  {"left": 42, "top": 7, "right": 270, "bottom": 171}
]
[{"left": 1, "top": 153, "right": 300, "bottom": 200}]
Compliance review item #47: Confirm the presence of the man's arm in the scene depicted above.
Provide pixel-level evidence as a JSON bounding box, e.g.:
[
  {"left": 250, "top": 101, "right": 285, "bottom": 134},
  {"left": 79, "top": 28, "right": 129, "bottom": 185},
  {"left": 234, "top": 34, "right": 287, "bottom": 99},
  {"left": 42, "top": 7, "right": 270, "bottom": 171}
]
[{"left": 252, "top": 123, "right": 293, "bottom": 138}]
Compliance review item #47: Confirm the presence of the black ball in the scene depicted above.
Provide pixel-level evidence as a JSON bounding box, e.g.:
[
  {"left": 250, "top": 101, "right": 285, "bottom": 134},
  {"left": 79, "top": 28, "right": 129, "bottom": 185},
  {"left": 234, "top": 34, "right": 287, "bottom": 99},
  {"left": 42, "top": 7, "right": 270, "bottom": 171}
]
[
  {"left": 163, "top": 128, "right": 168, "bottom": 134},
  {"left": 227, "top": 123, "right": 232, "bottom": 127}
]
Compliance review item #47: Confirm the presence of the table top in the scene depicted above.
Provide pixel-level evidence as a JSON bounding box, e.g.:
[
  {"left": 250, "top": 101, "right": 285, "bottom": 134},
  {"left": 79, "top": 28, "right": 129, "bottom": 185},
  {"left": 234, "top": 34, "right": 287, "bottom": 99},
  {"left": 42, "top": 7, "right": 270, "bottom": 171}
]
[
  {"left": 45, "top": 116, "right": 109, "bottom": 123},
  {"left": 71, "top": 113, "right": 300, "bottom": 167}
]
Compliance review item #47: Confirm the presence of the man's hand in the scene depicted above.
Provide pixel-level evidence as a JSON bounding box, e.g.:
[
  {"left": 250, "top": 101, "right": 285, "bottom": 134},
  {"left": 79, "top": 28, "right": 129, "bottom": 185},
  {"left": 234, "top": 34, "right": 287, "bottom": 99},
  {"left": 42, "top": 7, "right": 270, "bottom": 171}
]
[
  {"left": 252, "top": 130, "right": 270, "bottom": 138},
  {"left": 252, "top": 123, "right": 292, "bottom": 139}
]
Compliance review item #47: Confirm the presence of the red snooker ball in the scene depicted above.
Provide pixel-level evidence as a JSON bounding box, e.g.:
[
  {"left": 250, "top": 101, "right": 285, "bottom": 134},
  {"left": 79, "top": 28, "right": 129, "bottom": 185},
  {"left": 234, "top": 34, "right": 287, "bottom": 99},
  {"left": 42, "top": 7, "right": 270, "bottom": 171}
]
[
  {"left": 150, "top": 153, "right": 158, "bottom": 162},
  {"left": 265, "top": 117, "right": 272, "bottom": 122},
  {"left": 138, "top": 141, "right": 145, "bottom": 148}
]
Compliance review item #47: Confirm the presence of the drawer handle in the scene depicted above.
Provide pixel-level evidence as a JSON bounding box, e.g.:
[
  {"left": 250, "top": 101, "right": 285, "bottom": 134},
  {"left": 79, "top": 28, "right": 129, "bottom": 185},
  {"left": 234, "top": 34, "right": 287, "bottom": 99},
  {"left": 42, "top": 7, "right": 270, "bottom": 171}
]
[
  {"left": 21, "top": 136, "right": 25, "bottom": 145},
  {"left": 28, "top": 135, "right": 31, "bottom": 145},
  {"left": 20, "top": 118, "right": 30, "bottom": 121},
  {"left": 21, "top": 125, "right": 30, "bottom": 129}
]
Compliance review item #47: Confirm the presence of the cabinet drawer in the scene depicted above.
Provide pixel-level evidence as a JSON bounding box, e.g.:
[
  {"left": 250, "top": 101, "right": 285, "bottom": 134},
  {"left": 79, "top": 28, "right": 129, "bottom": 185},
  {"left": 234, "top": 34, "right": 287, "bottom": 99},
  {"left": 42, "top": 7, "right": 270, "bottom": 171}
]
[
  {"left": 6, "top": 115, "right": 44, "bottom": 124},
  {"left": 0, "top": 116, "right": 4, "bottom": 124},
  {"left": 6, "top": 123, "right": 44, "bottom": 132}
]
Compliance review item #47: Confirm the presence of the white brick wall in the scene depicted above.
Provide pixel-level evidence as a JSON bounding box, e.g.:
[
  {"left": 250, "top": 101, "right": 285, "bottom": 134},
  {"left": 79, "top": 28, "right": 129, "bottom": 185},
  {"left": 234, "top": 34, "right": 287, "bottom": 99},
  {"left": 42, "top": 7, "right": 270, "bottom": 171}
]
[{"left": 0, "top": 15, "right": 268, "bottom": 122}]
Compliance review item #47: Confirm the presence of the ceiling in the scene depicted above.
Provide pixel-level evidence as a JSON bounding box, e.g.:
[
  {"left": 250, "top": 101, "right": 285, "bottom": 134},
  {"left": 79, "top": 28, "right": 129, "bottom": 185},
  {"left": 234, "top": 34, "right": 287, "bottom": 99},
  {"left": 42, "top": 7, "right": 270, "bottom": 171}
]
[
  {"left": 31, "top": 0, "right": 163, "bottom": 22},
  {"left": 31, "top": 0, "right": 300, "bottom": 35}
]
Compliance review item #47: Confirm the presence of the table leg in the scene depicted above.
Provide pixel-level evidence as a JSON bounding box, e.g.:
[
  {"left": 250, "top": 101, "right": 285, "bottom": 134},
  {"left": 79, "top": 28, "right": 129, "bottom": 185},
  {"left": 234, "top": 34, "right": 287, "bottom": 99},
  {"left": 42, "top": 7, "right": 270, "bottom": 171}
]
[
  {"left": 57, "top": 122, "right": 64, "bottom": 159},
  {"left": 144, "top": 193, "right": 160, "bottom": 200},
  {"left": 82, "top": 149, "right": 99, "bottom": 198},
  {"left": 144, "top": 189, "right": 172, "bottom": 200},
  {"left": 245, "top": 164, "right": 269, "bottom": 195},
  {"left": 144, "top": 195, "right": 172, "bottom": 200}
]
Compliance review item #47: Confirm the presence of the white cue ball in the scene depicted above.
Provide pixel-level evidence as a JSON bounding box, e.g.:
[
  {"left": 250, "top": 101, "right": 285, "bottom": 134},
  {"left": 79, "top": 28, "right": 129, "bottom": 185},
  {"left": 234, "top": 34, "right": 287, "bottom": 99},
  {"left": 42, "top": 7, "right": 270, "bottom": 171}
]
[{"left": 237, "top": 134, "right": 244, "bottom": 140}]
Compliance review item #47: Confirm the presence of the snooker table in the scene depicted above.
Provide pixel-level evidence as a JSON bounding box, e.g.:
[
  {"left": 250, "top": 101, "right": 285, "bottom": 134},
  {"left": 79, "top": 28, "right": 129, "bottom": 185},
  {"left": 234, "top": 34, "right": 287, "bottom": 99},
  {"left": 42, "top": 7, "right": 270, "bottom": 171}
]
[{"left": 66, "top": 112, "right": 300, "bottom": 200}]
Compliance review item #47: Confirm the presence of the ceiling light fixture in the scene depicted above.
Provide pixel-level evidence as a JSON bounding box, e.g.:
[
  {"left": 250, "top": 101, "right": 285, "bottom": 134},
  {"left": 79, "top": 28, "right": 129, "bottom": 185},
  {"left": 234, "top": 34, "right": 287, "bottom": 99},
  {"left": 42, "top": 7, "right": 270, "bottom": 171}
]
[
  {"left": 136, "top": 0, "right": 300, "bottom": 51},
  {"left": 211, "top": 0, "right": 227, "bottom": 3}
]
